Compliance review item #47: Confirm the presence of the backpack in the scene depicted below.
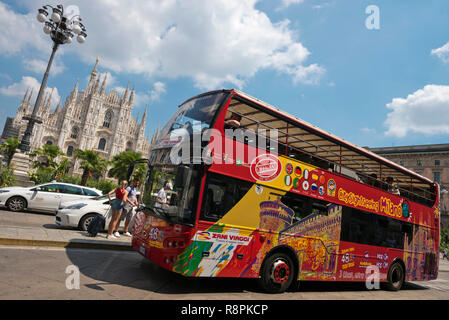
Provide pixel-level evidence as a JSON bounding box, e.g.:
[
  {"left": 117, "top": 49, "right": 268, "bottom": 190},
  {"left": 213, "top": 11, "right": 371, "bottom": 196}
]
[{"left": 87, "top": 214, "right": 106, "bottom": 237}]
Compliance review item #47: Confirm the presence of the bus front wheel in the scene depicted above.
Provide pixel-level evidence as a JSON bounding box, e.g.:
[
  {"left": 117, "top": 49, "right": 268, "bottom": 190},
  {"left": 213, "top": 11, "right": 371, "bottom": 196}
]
[
  {"left": 259, "top": 252, "right": 294, "bottom": 294},
  {"left": 383, "top": 262, "right": 405, "bottom": 291}
]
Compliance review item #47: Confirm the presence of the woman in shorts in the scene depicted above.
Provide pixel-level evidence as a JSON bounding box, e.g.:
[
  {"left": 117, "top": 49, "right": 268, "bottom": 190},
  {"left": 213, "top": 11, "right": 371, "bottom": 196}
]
[{"left": 107, "top": 180, "right": 128, "bottom": 239}]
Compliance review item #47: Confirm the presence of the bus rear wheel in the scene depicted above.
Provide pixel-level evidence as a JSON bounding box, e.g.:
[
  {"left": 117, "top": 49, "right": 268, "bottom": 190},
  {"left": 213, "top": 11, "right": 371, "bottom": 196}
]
[
  {"left": 259, "top": 252, "right": 294, "bottom": 294},
  {"left": 383, "top": 262, "right": 405, "bottom": 291}
]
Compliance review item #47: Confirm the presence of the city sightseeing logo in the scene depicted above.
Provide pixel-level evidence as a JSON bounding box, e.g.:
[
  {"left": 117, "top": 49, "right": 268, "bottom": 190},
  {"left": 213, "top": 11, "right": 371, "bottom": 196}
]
[{"left": 250, "top": 154, "right": 282, "bottom": 182}]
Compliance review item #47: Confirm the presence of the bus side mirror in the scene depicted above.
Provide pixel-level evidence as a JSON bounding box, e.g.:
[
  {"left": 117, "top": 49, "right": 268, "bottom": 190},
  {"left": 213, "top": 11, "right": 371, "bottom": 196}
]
[
  {"left": 126, "top": 163, "right": 135, "bottom": 183},
  {"left": 175, "top": 165, "right": 189, "bottom": 188}
]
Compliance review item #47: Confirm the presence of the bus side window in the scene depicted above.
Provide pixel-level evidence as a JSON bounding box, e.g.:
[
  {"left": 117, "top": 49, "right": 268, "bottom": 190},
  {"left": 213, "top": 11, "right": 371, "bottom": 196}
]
[
  {"left": 280, "top": 192, "right": 330, "bottom": 223},
  {"left": 200, "top": 173, "right": 252, "bottom": 222},
  {"left": 341, "top": 207, "right": 372, "bottom": 245},
  {"left": 280, "top": 193, "right": 308, "bottom": 222}
]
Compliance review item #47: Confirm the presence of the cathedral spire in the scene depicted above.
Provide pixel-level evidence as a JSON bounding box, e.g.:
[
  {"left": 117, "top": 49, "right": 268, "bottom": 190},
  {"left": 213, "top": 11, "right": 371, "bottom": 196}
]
[
  {"left": 70, "top": 79, "right": 79, "bottom": 103},
  {"left": 94, "top": 73, "right": 101, "bottom": 93},
  {"left": 100, "top": 73, "right": 107, "bottom": 95},
  {"left": 141, "top": 104, "right": 148, "bottom": 126},
  {"left": 122, "top": 81, "right": 130, "bottom": 104},
  {"left": 27, "top": 88, "right": 33, "bottom": 106},
  {"left": 41, "top": 92, "right": 49, "bottom": 110},
  {"left": 54, "top": 99, "right": 61, "bottom": 114},
  {"left": 45, "top": 88, "right": 54, "bottom": 111},
  {"left": 128, "top": 83, "right": 135, "bottom": 106},
  {"left": 22, "top": 88, "right": 29, "bottom": 103},
  {"left": 73, "top": 79, "right": 79, "bottom": 92},
  {"left": 89, "top": 56, "right": 99, "bottom": 85}
]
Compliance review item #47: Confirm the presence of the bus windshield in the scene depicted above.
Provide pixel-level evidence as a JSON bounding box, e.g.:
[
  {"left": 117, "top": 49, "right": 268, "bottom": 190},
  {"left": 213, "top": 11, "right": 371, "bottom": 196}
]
[
  {"left": 142, "top": 162, "right": 200, "bottom": 226},
  {"left": 159, "top": 92, "right": 228, "bottom": 137}
]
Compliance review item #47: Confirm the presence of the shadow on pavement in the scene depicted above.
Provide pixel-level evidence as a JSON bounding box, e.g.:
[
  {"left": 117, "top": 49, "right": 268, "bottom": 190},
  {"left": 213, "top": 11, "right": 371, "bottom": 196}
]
[
  {"left": 64, "top": 247, "right": 429, "bottom": 295},
  {"left": 0, "top": 207, "right": 54, "bottom": 216}
]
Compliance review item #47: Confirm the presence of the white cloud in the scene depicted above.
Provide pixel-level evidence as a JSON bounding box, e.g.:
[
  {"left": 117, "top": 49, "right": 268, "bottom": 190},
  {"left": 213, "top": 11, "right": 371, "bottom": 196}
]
[
  {"left": 112, "top": 81, "right": 166, "bottom": 108},
  {"left": 0, "top": 76, "right": 61, "bottom": 109},
  {"left": 384, "top": 85, "right": 449, "bottom": 137},
  {"left": 13, "top": 0, "right": 324, "bottom": 90},
  {"left": 361, "top": 127, "right": 376, "bottom": 134},
  {"left": 150, "top": 82, "right": 166, "bottom": 101},
  {"left": 431, "top": 42, "right": 449, "bottom": 63},
  {"left": 0, "top": 2, "right": 49, "bottom": 56},
  {"left": 23, "top": 58, "right": 66, "bottom": 75},
  {"left": 312, "top": 1, "right": 335, "bottom": 10},
  {"left": 278, "top": 0, "right": 304, "bottom": 10}
]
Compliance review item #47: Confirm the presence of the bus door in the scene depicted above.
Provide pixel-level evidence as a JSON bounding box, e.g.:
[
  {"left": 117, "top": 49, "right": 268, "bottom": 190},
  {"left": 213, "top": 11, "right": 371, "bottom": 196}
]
[{"left": 194, "top": 172, "right": 254, "bottom": 276}]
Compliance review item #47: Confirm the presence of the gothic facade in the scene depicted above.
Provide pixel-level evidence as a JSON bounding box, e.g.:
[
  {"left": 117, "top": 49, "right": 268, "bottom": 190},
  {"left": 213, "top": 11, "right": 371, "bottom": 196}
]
[{"left": 12, "top": 58, "right": 151, "bottom": 176}]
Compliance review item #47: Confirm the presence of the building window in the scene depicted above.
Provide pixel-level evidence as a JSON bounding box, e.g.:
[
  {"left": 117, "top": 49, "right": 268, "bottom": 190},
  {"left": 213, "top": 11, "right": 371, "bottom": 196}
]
[
  {"left": 70, "top": 127, "right": 79, "bottom": 139},
  {"left": 434, "top": 172, "right": 441, "bottom": 183},
  {"left": 126, "top": 141, "right": 133, "bottom": 151},
  {"left": 67, "top": 146, "right": 74, "bottom": 157},
  {"left": 435, "top": 160, "right": 440, "bottom": 166},
  {"left": 399, "top": 161, "right": 404, "bottom": 166},
  {"left": 417, "top": 160, "right": 422, "bottom": 167},
  {"left": 103, "top": 111, "right": 113, "bottom": 128},
  {"left": 46, "top": 140, "right": 53, "bottom": 145},
  {"left": 98, "top": 138, "right": 106, "bottom": 151}
]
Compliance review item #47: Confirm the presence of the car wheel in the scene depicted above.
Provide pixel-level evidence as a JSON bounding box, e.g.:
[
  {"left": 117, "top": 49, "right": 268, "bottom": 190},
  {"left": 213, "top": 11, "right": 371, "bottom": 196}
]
[
  {"left": 258, "top": 252, "right": 295, "bottom": 294},
  {"left": 7, "top": 196, "right": 27, "bottom": 212},
  {"left": 79, "top": 213, "right": 97, "bottom": 231}
]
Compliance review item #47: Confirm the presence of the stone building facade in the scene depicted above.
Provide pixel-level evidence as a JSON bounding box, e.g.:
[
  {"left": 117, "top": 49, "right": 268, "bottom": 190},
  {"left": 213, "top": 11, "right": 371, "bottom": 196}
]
[
  {"left": 10, "top": 58, "right": 151, "bottom": 176},
  {"left": 367, "top": 144, "right": 449, "bottom": 228}
]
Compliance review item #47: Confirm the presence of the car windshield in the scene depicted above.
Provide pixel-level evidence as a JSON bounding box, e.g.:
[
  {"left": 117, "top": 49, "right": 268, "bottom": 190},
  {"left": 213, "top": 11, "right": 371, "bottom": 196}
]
[
  {"left": 93, "top": 194, "right": 110, "bottom": 201},
  {"left": 159, "top": 92, "right": 228, "bottom": 138}
]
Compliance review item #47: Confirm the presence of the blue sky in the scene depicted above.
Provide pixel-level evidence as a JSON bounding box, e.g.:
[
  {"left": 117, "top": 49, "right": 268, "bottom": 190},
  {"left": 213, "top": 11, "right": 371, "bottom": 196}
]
[{"left": 1, "top": 0, "right": 449, "bottom": 148}]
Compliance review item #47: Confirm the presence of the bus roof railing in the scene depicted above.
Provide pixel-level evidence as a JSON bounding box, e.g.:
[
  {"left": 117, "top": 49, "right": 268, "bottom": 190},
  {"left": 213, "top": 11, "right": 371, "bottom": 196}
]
[{"left": 224, "top": 92, "right": 436, "bottom": 206}]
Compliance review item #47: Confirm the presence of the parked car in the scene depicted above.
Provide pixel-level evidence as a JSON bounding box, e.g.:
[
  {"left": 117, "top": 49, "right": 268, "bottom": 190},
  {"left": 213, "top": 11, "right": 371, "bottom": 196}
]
[
  {"left": 0, "top": 182, "right": 102, "bottom": 214},
  {"left": 56, "top": 194, "right": 137, "bottom": 231}
]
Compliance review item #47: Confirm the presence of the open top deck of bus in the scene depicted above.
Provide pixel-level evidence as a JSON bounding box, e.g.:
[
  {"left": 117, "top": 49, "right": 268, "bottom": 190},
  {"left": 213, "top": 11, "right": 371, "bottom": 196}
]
[{"left": 204, "top": 89, "right": 437, "bottom": 207}]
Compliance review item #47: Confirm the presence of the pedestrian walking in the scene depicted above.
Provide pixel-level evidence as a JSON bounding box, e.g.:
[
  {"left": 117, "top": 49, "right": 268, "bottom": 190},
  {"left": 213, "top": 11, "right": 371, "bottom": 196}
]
[
  {"left": 444, "top": 248, "right": 448, "bottom": 260},
  {"left": 122, "top": 178, "right": 140, "bottom": 237},
  {"left": 106, "top": 180, "right": 128, "bottom": 239}
]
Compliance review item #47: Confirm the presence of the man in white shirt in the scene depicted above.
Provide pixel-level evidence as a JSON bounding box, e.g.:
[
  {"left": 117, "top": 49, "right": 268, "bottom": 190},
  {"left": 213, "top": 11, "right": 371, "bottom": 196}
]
[{"left": 155, "top": 181, "right": 173, "bottom": 208}]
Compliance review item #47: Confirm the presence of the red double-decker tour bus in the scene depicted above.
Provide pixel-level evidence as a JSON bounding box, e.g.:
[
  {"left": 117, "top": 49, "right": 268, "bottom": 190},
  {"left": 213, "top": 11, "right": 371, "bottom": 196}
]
[{"left": 131, "top": 89, "right": 439, "bottom": 293}]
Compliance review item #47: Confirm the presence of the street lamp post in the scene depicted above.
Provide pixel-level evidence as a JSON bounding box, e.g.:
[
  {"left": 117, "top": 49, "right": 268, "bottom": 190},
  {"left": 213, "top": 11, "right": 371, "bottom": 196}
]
[{"left": 19, "top": 4, "right": 87, "bottom": 153}]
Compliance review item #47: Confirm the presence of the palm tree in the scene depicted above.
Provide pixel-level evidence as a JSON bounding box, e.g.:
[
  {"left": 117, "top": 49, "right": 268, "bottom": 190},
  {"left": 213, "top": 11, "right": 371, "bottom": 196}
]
[
  {"left": 74, "top": 149, "right": 109, "bottom": 186},
  {"left": 0, "top": 137, "right": 19, "bottom": 167},
  {"left": 54, "top": 158, "right": 70, "bottom": 180},
  {"left": 29, "top": 144, "right": 64, "bottom": 169},
  {"left": 109, "top": 150, "right": 146, "bottom": 183}
]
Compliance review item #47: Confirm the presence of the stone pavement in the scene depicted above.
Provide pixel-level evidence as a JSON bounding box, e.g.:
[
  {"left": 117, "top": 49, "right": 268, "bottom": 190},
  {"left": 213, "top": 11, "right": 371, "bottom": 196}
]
[
  {"left": 440, "top": 256, "right": 449, "bottom": 273},
  {"left": 0, "top": 224, "right": 133, "bottom": 251}
]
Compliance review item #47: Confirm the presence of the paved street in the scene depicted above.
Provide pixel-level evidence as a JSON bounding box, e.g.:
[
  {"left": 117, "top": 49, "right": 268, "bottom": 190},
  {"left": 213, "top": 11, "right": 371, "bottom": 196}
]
[
  {"left": 1, "top": 208, "right": 449, "bottom": 300},
  {"left": 1, "top": 245, "right": 449, "bottom": 300}
]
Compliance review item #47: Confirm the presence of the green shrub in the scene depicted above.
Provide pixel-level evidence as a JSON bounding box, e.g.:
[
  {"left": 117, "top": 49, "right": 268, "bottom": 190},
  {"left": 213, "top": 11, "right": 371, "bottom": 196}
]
[
  {"left": 59, "top": 175, "right": 82, "bottom": 185},
  {"left": 0, "top": 166, "right": 16, "bottom": 187},
  {"left": 87, "top": 179, "right": 118, "bottom": 195},
  {"left": 28, "top": 167, "right": 55, "bottom": 185}
]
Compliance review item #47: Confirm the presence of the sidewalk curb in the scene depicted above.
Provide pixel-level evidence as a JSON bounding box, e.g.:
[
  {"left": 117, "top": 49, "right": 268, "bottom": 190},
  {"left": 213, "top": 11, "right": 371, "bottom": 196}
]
[{"left": 0, "top": 238, "right": 134, "bottom": 251}]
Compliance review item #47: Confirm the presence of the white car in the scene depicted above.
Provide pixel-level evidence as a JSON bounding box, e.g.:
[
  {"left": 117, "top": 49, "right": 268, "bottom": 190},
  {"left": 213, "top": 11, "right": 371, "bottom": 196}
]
[
  {"left": 0, "top": 182, "right": 102, "bottom": 214},
  {"left": 56, "top": 194, "right": 136, "bottom": 232}
]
